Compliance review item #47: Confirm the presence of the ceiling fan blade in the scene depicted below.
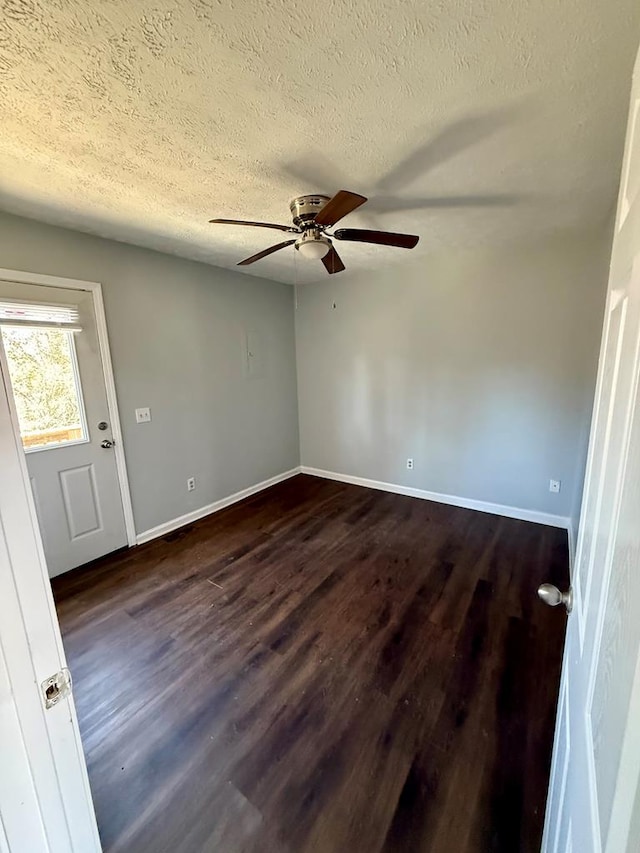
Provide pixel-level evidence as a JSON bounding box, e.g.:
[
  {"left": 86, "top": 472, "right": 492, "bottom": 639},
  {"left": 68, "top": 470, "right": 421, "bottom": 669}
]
[
  {"left": 210, "top": 218, "right": 297, "bottom": 233},
  {"left": 322, "top": 245, "right": 346, "bottom": 274},
  {"left": 314, "top": 190, "right": 368, "bottom": 227},
  {"left": 237, "top": 240, "right": 297, "bottom": 266},
  {"left": 333, "top": 229, "right": 419, "bottom": 249}
]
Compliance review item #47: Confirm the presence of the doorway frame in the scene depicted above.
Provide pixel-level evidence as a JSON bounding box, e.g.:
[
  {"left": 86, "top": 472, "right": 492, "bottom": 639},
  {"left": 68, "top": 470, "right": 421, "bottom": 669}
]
[{"left": 0, "top": 267, "right": 136, "bottom": 547}]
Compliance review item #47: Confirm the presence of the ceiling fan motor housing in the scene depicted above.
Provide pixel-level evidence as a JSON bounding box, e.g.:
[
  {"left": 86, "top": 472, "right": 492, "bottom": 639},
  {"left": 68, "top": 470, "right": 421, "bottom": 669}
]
[{"left": 289, "top": 194, "right": 331, "bottom": 228}]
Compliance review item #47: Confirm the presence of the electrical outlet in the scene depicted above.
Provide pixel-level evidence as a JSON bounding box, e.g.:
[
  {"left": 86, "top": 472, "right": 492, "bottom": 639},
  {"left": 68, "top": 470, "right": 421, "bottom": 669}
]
[
  {"left": 549, "top": 479, "right": 561, "bottom": 494},
  {"left": 406, "top": 458, "right": 414, "bottom": 470},
  {"left": 187, "top": 477, "right": 196, "bottom": 492}
]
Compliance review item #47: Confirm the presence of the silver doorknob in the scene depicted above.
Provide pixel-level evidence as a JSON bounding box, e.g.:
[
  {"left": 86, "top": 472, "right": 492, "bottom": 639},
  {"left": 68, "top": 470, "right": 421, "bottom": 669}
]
[
  {"left": 100, "top": 439, "right": 113, "bottom": 449},
  {"left": 538, "top": 583, "right": 573, "bottom": 614}
]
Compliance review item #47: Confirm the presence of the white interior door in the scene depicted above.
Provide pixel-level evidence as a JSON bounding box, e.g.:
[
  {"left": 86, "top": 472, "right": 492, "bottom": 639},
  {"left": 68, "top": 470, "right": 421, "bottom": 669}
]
[
  {"left": 0, "top": 346, "right": 101, "bottom": 852},
  {"left": 542, "top": 47, "right": 640, "bottom": 853},
  {"left": 0, "top": 280, "right": 127, "bottom": 577}
]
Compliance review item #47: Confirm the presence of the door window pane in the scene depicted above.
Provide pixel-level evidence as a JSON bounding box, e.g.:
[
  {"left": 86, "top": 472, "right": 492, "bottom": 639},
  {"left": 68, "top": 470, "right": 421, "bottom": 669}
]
[{"left": 1, "top": 326, "right": 88, "bottom": 451}]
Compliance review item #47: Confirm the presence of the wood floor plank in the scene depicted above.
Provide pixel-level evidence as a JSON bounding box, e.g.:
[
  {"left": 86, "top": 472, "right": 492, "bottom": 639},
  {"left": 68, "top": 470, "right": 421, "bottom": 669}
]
[{"left": 52, "top": 474, "right": 568, "bottom": 853}]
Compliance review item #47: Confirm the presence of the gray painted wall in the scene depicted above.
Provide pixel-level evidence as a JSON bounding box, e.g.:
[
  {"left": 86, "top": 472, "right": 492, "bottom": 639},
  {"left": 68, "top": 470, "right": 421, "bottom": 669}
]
[
  {"left": 295, "top": 228, "right": 609, "bottom": 522},
  {"left": 0, "top": 208, "right": 609, "bottom": 545},
  {"left": 0, "top": 211, "right": 300, "bottom": 535}
]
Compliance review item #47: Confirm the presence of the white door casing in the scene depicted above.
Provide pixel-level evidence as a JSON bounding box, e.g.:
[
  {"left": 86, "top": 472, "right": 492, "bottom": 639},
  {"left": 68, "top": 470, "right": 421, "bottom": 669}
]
[
  {"left": 0, "top": 270, "right": 135, "bottom": 576},
  {"left": 542, "top": 46, "right": 640, "bottom": 853}
]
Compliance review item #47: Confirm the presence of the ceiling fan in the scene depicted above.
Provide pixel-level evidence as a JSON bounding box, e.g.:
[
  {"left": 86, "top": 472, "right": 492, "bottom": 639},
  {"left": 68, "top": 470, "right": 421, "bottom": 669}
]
[{"left": 209, "top": 190, "right": 419, "bottom": 274}]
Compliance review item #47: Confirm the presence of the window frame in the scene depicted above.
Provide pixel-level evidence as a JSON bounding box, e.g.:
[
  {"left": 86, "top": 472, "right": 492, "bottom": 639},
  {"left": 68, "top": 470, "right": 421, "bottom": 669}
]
[{"left": 0, "top": 326, "right": 90, "bottom": 454}]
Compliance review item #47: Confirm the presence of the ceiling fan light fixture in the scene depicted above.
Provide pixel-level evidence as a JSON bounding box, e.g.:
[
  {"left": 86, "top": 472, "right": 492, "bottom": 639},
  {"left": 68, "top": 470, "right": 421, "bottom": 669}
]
[{"left": 295, "top": 233, "right": 330, "bottom": 260}]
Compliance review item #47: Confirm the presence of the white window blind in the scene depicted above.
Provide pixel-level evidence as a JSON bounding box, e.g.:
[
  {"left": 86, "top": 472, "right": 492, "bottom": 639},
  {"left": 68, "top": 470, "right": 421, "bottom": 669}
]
[{"left": 0, "top": 300, "right": 82, "bottom": 331}]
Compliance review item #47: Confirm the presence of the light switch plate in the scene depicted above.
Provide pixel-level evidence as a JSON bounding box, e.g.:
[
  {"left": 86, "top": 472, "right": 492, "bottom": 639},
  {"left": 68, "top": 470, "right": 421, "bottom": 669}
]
[{"left": 135, "top": 407, "right": 151, "bottom": 424}]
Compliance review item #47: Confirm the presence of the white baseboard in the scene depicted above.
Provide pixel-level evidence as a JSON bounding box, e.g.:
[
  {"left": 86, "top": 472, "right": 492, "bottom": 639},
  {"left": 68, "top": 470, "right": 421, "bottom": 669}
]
[
  {"left": 136, "top": 464, "right": 571, "bottom": 547},
  {"left": 300, "top": 466, "right": 570, "bottom": 530},
  {"left": 136, "top": 467, "right": 301, "bottom": 545}
]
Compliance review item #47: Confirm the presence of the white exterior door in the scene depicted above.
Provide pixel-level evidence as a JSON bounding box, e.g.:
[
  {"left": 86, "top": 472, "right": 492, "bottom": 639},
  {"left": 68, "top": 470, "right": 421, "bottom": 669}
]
[
  {"left": 542, "top": 48, "right": 640, "bottom": 853},
  {"left": 0, "top": 279, "right": 128, "bottom": 577}
]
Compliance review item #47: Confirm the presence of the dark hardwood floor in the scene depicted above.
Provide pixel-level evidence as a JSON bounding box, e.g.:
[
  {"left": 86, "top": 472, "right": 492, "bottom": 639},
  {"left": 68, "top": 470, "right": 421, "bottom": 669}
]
[{"left": 52, "top": 474, "right": 568, "bottom": 853}]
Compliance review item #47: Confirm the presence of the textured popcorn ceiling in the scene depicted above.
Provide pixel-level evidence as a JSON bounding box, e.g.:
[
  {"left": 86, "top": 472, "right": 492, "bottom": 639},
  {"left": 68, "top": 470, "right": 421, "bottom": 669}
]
[{"left": 1, "top": 1, "right": 639, "bottom": 284}]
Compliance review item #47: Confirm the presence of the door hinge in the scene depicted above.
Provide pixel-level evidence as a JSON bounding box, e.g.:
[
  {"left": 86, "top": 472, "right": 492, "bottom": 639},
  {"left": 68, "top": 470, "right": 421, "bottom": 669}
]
[{"left": 41, "top": 668, "right": 72, "bottom": 709}]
